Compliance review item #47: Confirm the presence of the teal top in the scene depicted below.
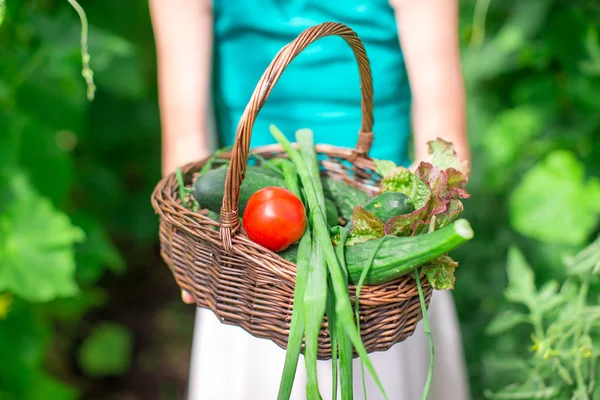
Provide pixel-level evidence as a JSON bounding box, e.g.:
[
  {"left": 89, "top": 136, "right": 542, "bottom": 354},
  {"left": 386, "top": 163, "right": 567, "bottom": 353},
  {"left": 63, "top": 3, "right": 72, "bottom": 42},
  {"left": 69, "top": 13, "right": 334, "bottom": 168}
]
[{"left": 212, "top": 0, "right": 412, "bottom": 166}]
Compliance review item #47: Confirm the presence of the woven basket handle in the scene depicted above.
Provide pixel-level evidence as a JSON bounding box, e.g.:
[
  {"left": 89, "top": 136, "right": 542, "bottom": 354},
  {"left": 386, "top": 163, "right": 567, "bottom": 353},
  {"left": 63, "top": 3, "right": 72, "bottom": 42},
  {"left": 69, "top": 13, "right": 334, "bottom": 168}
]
[{"left": 220, "top": 22, "right": 374, "bottom": 249}]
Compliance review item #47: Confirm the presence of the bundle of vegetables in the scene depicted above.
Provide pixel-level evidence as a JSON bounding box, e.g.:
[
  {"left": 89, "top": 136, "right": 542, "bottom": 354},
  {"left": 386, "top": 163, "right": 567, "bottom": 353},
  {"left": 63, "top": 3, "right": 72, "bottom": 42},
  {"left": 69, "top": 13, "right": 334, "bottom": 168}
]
[{"left": 177, "top": 126, "right": 473, "bottom": 399}]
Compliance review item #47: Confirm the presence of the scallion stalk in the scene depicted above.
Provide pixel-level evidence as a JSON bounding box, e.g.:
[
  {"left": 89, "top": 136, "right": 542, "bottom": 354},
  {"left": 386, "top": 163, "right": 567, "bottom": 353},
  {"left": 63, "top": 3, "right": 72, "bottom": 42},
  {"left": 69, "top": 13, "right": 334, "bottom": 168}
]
[
  {"left": 304, "top": 235, "right": 328, "bottom": 399},
  {"left": 277, "top": 160, "right": 312, "bottom": 400},
  {"left": 270, "top": 125, "right": 389, "bottom": 400}
]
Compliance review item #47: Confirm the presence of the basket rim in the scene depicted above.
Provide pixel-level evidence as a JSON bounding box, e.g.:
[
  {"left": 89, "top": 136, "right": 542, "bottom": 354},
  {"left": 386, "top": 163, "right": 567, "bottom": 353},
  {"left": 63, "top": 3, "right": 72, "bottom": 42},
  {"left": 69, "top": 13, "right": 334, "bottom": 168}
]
[{"left": 151, "top": 142, "right": 386, "bottom": 284}]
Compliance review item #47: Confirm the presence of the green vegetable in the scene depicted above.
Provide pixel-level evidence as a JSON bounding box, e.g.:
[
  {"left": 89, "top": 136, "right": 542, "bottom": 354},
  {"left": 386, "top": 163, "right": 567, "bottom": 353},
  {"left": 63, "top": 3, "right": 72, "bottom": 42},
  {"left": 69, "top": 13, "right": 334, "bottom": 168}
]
[
  {"left": 192, "top": 166, "right": 285, "bottom": 214},
  {"left": 277, "top": 160, "right": 310, "bottom": 400},
  {"left": 277, "top": 243, "right": 299, "bottom": 262},
  {"left": 277, "top": 219, "right": 473, "bottom": 286},
  {"left": 346, "top": 206, "right": 385, "bottom": 246},
  {"left": 364, "top": 192, "right": 414, "bottom": 223},
  {"left": 333, "top": 222, "right": 353, "bottom": 400},
  {"left": 354, "top": 236, "right": 386, "bottom": 399},
  {"left": 271, "top": 125, "right": 388, "bottom": 400},
  {"left": 192, "top": 166, "right": 339, "bottom": 224},
  {"left": 304, "top": 237, "right": 327, "bottom": 399},
  {"left": 415, "top": 220, "right": 437, "bottom": 400},
  {"left": 322, "top": 177, "right": 371, "bottom": 221},
  {"left": 345, "top": 219, "right": 473, "bottom": 285},
  {"left": 277, "top": 232, "right": 311, "bottom": 400}
]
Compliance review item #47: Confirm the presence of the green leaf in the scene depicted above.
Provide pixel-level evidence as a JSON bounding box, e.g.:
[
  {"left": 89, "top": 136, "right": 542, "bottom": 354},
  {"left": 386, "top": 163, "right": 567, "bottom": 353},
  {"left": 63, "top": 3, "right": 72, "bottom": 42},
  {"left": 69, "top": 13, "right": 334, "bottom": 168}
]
[
  {"left": 411, "top": 175, "right": 431, "bottom": 210},
  {"left": 425, "top": 255, "right": 459, "bottom": 290},
  {"left": 0, "top": 300, "right": 50, "bottom": 369},
  {"left": 24, "top": 373, "right": 78, "bottom": 400},
  {"left": 482, "top": 106, "right": 545, "bottom": 191},
  {"left": 43, "top": 288, "right": 108, "bottom": 323},
  {"left": 435, "top": 199, "right": 465, "bottom": 229},
  {"left": 509, "top": 150, "right": 600, "bottom": 246},
  {"left": 428, "top": 138, "right": 470, "bottom": 174},
  {"left": 0, "top": 173, "right": 84, "bottom": 302},
  {"left": 373, "top": 159, "right": 397, "bottom": 178},
  {"left": 72, "top": 213, "right": 125, "bottom": 284},
  {"left": 347, "top": 206, "right": 385, "bottom": 246},
  {"left": 485, "top": 310, "right": 529, "bottom": 336},
  {"left": 504, "top": 246, "right": 537, "bottom": 309},
  {"left": 0, "top": 0, "right": 5, "bottom": 27},
  {"left": 381, "top": 166, "right": 414, "bottom": 195},
  {"left": 563, "top": 235, "right": 600, "bottom": 276},
  {"left": 536, "top": 281, "right": 563, "bottom": 313},
  {"left": 78, "top": 322, "right": 133, "bottom": 378}
]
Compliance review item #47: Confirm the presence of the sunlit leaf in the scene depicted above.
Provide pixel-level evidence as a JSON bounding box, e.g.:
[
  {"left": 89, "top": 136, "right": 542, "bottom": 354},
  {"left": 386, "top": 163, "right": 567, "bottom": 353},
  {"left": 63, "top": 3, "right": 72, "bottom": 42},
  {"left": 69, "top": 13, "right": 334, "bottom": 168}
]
[
  {"left": 0, "top": 173, "right": 84, "bottom": 302},
  {"left": 346, "top": 206, "right": 384, "bottom": 246},
  {"left": 509, "top": 150, "right": 600, "bottom": 245},
  {"left": 504, "top": 246, "right": 537, "bottom": 309},
  {"left": 486, "top": 310, "right": 529, "bottom": 336}
]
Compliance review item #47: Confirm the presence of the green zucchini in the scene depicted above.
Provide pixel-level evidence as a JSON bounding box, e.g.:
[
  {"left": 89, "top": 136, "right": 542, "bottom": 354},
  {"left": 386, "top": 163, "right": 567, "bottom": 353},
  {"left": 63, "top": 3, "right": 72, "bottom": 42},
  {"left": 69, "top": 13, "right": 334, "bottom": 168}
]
[
  {"left": 364, "top": 192, "right": 414, "bottom": 223},
  {"left": 193, "top": 166, "right": 339, "bottom": 225},
  {"left": 277, "top": 219, "right": 474, "bottom": 285}
]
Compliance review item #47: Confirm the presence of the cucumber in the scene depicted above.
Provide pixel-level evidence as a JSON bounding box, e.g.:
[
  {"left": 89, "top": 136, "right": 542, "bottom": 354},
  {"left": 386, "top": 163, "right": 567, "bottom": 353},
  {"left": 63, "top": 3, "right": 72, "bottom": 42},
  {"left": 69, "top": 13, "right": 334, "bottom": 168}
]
[
  {"left": 321, "top": 177, "right": 371, "bottom": 221},
  {"left": 277, "top": 219, "right": 474, "bottom": 285},
  {"left": 345, "top": 219, "right": 473, "bottom": 285},
  {"left": 364, "top": 192, "right": 414, "bottom": 223},
  {"left": 193, "top": 166, "right": 339, "bottom": 225},
  {"left": 193, "top": 167, "right": 286, "bottom": 215}
]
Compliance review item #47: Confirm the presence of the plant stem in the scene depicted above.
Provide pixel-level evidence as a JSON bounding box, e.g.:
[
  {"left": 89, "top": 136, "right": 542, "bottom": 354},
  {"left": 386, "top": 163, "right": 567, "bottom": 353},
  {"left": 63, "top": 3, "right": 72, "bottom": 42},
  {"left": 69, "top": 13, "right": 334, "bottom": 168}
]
[
  {"left": 66, "top": 0, "right": 96, "bottom": 101},
  {"left": 415, "top": 269, "right": 434, "bottom": 400}
]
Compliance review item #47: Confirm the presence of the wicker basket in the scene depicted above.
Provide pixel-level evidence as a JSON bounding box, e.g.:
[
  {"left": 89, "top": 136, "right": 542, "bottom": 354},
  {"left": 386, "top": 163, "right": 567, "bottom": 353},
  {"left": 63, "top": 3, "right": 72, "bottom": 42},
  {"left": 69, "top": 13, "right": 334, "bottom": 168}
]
[{"left": 151, "top": 22, "right": 432, "bottom": 360}]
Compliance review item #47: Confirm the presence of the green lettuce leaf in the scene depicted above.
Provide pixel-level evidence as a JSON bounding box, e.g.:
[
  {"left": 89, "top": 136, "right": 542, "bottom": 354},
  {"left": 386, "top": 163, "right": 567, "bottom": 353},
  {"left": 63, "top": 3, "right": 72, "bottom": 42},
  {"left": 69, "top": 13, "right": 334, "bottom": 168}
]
[
  {"left": 384, "top": 163, "right": 444, "bottom": 236},
  {"left": 428, "top": 138, "right": 470, "bottom": 175},
  {"left": 380, "top": 166, "right": 414, "bottom": 195},
  {"left": 346, "top": 206, "right": 385, "bottom": 246},
  {"left": 373, "top": 159, "right": 398, "bottom": 178},
  {"left": 425, "top": 255, "right": 459, "bottom": 290},
  {"left": 435, "top": 199, "right": 465, "bottom": 229},
  {"left": 376, "top": 139, "right": 470, "bottom": 236}
]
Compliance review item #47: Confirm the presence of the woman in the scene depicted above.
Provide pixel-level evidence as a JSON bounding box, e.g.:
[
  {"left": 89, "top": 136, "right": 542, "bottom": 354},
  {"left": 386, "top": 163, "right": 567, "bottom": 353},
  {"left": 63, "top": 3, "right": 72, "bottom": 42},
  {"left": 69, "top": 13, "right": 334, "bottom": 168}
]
[{"left": 149, "top": 0, "right": 471, "bottom": 398}]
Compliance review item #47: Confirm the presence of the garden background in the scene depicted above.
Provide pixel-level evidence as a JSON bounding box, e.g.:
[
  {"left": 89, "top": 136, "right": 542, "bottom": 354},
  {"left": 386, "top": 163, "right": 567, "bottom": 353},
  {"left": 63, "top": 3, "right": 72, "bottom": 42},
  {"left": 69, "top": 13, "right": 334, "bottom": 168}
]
[{"left": 1, "top": 0, "right": 600, "bottom": 399}]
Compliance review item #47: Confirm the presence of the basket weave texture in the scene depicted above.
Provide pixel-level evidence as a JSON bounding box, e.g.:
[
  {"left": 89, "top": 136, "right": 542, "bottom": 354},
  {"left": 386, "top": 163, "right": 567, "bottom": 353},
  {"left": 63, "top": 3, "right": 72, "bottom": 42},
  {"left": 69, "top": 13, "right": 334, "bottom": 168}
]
[{"left": 151, "top": 22, "right": 432, "bottom": 360}]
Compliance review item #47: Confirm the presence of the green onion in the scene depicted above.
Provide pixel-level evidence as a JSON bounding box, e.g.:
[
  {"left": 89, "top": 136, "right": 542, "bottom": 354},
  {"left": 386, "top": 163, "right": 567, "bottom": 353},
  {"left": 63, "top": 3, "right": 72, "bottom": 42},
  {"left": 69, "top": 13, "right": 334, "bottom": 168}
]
[
  {"left": 277, "top": 159, "right": 311, "bottom": 400},
  {"left": 335, "top": 223, "right": 354, "bottom": 400},
  {"left": 270, "top": 125, "right": 389, "bottom": 400},
  {"left": 278, "top": 232, "right": 311, "bottom": 400},
  {"left": 304, "top": 235, "right": 328, "bottom": 399},
  {"left": 326, "top": 282, "right": 339, "bottom": 399},
  {"left": 355, "top": 237, "right": 387, "bottom": 399},
  {"left": 415, "top": 219, "right": 437, "bottom": 399},
  {"left": 415, "top": 269, "right": 433, "bottom": 400}
]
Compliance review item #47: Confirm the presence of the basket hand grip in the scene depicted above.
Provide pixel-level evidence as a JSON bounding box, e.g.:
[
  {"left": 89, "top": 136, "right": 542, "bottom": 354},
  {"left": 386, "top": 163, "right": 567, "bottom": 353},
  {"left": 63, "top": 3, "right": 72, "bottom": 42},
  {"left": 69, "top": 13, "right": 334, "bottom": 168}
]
[{"left": 220, "top": 22, "right": 375, "bottom": 250}]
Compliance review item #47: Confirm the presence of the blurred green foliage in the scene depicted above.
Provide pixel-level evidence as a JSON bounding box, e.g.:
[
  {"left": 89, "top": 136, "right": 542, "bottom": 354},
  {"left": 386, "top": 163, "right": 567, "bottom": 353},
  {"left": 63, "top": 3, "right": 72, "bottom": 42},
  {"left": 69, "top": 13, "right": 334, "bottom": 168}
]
[
  {"left": 0, "top": 0, "right": 599, "bottom": 399},
  {"left": 455, "top": 0, "right": 600, "bottom": 397},
  {"left": 0, "top": 0, "right": 166, "bottom": 398}
]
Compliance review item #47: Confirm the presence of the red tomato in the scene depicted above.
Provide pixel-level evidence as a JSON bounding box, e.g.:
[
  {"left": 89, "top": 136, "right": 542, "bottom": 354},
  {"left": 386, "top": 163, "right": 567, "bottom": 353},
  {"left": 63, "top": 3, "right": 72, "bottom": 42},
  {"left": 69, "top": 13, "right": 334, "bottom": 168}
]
[{"left": 242, "top": 187, "right": 306, "bottom": 252}]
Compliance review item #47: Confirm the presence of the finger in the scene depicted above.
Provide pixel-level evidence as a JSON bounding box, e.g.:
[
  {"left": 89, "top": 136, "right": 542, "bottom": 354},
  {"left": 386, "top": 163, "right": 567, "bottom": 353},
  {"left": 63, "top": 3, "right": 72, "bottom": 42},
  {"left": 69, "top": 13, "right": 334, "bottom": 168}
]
[{"left": 181, "top": 290, "right": 195, "bottom": 304}]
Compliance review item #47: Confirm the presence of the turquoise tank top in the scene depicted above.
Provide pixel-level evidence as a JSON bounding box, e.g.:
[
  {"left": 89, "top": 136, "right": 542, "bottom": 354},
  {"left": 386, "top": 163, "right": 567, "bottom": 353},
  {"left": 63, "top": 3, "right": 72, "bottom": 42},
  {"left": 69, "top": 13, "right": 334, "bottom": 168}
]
[{"left": 212, "top": 0, "right": 412, "bottom": 166}]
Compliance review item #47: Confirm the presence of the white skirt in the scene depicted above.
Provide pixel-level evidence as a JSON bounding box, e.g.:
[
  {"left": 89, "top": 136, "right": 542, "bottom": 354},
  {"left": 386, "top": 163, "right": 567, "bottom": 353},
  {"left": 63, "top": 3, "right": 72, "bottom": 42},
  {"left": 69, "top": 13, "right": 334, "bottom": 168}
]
[{"left": 187, "top": 290, "right": 470, "bottom": 400}]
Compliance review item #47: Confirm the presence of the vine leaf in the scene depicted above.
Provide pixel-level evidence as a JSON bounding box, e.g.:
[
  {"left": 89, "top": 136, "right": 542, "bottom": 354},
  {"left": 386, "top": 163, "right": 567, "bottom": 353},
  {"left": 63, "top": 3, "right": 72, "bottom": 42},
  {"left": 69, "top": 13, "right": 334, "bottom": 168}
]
[{"left": 0, "top": 173, "right": 84, "bottom": 302}]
